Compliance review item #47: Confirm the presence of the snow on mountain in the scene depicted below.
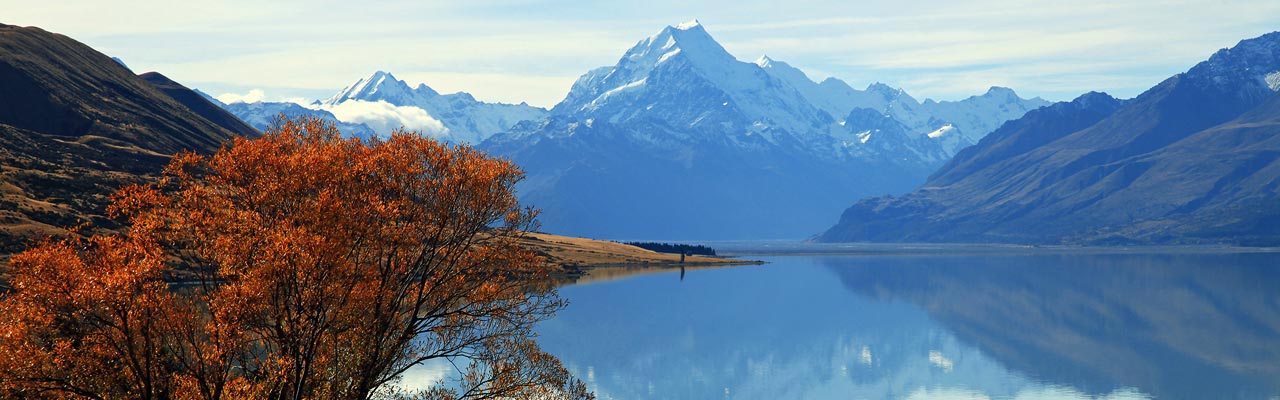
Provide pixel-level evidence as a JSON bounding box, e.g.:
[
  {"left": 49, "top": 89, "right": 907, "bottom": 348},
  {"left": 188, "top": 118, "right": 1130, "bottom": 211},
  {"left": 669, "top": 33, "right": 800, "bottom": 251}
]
[
  {"left": 926, "top": 124, "right": 954, "bottom": 138},
  {"left": 924, "top": 123, "right": 972, "bottom": 156},
  {"left": 912, "top": 87, "right": 1050, "bottom": 146},
  {"left": 322, "top": 71, "right": 548, "bottom": 143},
  {"left": 323, "top": 70, "right": 418, "bottom": 105},
  {"left": 757, "top": 57, "right": 1048, "bottom": 157},
  {"left": 482, "top": 21, "right": 991, "bottom": 239},
  {"left": 218, "top": 100, "right": 378, "bottom": 139},
  {"left": 817, "top": 32, "right": 1280, "bottom": 245},
  {"left": 551, "top": 20, "right": 833, "bottom": 146},
  {"left": 840, "top": 107, "right": 953, "bottom": 167},
  {"left": 755, "top": 56, "right": 894, "bottom": 122},
  {"left": 192, "top": 20, "right": 1051, "bottom": 240}
]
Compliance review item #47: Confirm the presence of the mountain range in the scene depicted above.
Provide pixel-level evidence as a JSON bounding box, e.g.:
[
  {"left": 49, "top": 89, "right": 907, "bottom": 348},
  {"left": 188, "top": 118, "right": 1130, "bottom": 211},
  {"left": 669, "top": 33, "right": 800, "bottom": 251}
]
[
  {"left": 480, "top": 21, "right": 1047, "bottom": 239},
  {"left": 819, "top": 31, "right": 1280, "bottom": 245},
  {"left": 210, "top": 94, "right": 378, "bottom": 139},
  {"left": 319, "top": 71, "right": 548, "bottom": 143},
  {"left": 217, "top": 71, "right": 548, "bottom": 144},
  {"left": 3, "top": 19, "right": 1276, "bottom": 246},
  {"left": 204, "top": 21, "right": 1046, "bottom": 240}
]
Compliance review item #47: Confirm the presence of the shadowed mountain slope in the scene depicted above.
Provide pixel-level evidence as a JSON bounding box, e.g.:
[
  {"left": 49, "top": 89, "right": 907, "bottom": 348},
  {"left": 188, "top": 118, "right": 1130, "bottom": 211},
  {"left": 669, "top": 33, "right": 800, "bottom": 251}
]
[
  {"left": 820, "top": 32, "right": 1280, "bottom": 245},
  {"left": 0, "top": 23, "right": 249, "bottom": 254},
  {"left": 140, "top": 71, "right": 259, "bottom": 137}
]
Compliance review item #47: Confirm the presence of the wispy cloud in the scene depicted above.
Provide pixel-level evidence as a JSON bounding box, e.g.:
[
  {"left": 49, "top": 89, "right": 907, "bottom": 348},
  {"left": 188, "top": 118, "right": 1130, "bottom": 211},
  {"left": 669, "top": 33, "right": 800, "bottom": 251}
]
[
  {"left": 214, "top": 87, "right": 451, "bottom": 137},
  {"left": 3, "top": 0, "right": 1278, "bottom": 106}
]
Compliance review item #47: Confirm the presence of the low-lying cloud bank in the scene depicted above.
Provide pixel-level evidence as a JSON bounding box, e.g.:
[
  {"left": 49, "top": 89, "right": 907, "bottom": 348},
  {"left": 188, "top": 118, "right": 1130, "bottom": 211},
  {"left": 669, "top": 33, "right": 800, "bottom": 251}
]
[
  {"left": 316, "top": 100, "right": 448, "bottom": 137},
  {"left": 213, "top": 89, "right": 449, "bottom": 139},
  {"left": 216, "top": 88, "right": 266, "bottom": 104}
]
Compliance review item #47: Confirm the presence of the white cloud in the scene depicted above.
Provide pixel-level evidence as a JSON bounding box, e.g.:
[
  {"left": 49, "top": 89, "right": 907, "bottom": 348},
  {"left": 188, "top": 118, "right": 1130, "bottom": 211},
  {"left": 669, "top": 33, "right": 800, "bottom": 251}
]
[
  {"left": 216, "top": 88, "right": 265, "bottom": 104},
  {"left": 280, "top": 97, "right": 313, "bottom": 106},
  {"left": 315, "top": 100, "right": 448, "bottom": 138},
  {"left": 393, "top": 358, "right": 454, "bottom": 393}
]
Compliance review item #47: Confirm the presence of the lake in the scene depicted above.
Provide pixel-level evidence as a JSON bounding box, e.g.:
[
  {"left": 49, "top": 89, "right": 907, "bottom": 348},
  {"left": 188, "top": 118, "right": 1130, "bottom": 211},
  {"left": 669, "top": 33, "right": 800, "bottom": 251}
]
[{"left": 533, "top": 248, "right": 1280, "bottom": 399}]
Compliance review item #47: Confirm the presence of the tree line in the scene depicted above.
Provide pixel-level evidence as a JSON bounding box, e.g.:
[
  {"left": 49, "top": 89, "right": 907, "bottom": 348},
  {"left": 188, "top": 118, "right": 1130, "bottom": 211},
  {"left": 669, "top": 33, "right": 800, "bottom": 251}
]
[{"left": 623, "top": 242, "right": 717, "bottom": 256}]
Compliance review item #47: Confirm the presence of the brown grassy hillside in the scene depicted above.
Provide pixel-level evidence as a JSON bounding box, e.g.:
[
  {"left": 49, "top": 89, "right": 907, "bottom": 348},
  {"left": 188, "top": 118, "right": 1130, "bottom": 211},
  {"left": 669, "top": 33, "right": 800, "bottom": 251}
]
[{"left": 0, "top": 23, "right": 248, "bottom": 255}]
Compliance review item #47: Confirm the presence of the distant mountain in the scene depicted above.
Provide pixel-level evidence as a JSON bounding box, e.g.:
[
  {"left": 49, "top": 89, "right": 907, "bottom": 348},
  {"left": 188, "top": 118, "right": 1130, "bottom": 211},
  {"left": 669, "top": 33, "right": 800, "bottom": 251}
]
[
  {"left": 757, "top": 56, "right": 1049, "bottom": 155},
  {"left": 321, "top": 71, "right": 548, "bottom": 143},
  {"left": 910, "top": 87, "right": 1051, "bottom": 152},
  {"left": 819, "top": 31, "right": 1280, "bottom": 245},
  {"left": 141, "top": 71, "right": 259, "bottom": 137},
  {"left": 212, "top": 98, "right": 377, "bottom": 139},
  {"left": 482, "top": 21, "right": 1045, "bottom": 240},
  {"left": 0, "top": 23, "right": 250, "bottom": 253}
]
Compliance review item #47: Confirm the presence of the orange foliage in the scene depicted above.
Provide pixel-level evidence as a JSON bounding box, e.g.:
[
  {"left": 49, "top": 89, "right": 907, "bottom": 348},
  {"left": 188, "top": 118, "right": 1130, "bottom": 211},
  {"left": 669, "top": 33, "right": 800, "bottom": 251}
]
[{"left": 0, "top": 117, "right": 592, "bottom": 400}]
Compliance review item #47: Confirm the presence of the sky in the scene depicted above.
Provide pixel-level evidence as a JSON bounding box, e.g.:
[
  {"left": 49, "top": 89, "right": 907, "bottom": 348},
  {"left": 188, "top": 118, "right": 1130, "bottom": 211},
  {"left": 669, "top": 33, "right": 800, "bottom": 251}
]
[{"left": 4, "top": 0, "right": 1279, "bottom": 108}]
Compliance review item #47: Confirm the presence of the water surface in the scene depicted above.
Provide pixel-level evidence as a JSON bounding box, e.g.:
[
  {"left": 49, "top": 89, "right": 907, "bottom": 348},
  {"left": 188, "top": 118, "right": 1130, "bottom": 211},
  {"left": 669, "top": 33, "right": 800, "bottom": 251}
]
[{"left": 535, "top": 251, "right": 1280, "bottom": 399}]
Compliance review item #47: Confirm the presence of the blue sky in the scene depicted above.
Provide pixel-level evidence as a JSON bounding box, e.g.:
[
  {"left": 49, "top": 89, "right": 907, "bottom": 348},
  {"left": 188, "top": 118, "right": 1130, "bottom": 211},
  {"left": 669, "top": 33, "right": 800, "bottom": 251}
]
[{"left": 4, "top": 0, "right": 1279, "bottom": 107}]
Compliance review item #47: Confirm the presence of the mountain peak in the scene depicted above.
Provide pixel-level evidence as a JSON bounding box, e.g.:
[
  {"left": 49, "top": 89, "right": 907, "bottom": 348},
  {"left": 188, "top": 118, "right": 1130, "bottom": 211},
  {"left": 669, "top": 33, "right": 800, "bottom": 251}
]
[
  {"left": 415, "top": 82, "right": 439, "bottom": 97},
  {"left": 1070, "top": 91, "right": 1121, "bottom": 110},
  {"left": 867, "top": 82, "right": 894, "bottom": 91},
  {"left": 984, "top": 86, "right": 1017, "bottom": 97},
  {"left": 665, "top": 21, "right": 718, "bottom": 49},
  {"left": 817, "top": 77, "right": 854, "bottom": 91},
  {"left": 1187, "top": 30, "right": 1280, "bottom": 94},
  {"left": 323, "top": 70, "right": 414, "bottom": 105},
  {"left": 648, "top": 20, "right": 723, "bottom": 53},
  {"left": 756, "top": 55, "right": 816, "bottom": 87},
  {"left": 866, "top": 82, "right": 903, "bottom": 98},
  {"left": 604, "top": 21, "right": 737, "bottom": 80},
  {"left": 364, "top": 70, "right": 404, "bottom": 89},
  {"left": 755, "top": 54, "right": 774, "bottom": 67},
  {"left": 674, "top": 20, "right": 702, "bottom": 31}
]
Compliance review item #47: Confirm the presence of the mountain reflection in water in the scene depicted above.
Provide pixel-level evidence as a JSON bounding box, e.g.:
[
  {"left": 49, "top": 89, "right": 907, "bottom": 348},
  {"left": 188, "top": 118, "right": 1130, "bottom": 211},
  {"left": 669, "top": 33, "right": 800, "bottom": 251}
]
[{"left": 532, "top": 251, "right": 1280, "bottom": 399}]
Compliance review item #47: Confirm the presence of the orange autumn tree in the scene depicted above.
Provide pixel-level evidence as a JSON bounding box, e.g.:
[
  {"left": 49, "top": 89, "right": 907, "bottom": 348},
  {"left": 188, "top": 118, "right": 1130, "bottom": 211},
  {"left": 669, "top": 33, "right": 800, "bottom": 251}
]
[
  {"left": 0, "top": 117, "right": 592, "bottom": 400},
  {"left": 0, "top": 233, "right": 179, "bottom": 398}
]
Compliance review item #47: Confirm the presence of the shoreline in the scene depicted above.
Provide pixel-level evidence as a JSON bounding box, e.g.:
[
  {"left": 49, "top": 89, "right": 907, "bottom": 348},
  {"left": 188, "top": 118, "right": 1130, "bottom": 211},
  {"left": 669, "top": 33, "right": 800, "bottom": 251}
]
[
  {"left": 707, "top": 241, "right": 1280, "bottom": 257},
  {"left": 552, "top": 259, "right": 766, "bottom": 286}
]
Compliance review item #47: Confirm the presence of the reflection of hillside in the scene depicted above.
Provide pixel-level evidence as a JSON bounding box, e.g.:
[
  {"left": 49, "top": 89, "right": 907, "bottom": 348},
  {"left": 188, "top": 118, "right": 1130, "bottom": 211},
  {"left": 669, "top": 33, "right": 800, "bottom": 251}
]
[{"left": 824, "top": 253, "right": 1280, "bottom": 400}]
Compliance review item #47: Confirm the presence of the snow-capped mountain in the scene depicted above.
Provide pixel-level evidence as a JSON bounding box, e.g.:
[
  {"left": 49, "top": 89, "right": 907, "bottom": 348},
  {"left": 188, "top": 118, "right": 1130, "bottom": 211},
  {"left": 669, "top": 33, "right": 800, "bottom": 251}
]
[
  {"left": 757, "top": 56, "right": 1049, "bottom": 156},
  {"left": 218, "top": 101, "right": 378, "bottom": 140},
  {"left": 907, "top": 87, "right": 1050, "bottom": 152},
  {"left": 818, "top": 31, "right": 1280, "bottom": 245},
  {"left": 482, "top": 21, "right": 1045, "bottom": 239},
  {"left": 755, "top": 56, "right": 894, "bottom": 122},
  {"left": 322, "top": 71, "right": 548, "bottom": 143},
  {"left": 544, "top": 20, "right": 839, "bottom": 150}
]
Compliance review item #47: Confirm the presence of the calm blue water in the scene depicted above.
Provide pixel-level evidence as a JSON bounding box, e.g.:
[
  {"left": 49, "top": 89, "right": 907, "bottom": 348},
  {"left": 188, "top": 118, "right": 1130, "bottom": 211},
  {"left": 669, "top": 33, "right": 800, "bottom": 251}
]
[{"left": 535, "top": 252, "right": 1280, "bottom": 399}]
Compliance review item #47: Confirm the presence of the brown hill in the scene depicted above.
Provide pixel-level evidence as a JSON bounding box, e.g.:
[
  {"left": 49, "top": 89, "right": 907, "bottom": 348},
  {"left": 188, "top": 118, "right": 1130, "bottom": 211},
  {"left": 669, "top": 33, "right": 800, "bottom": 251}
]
[
  {"left": 140, "top": 71, "right": 259, "bottom": 137},
  {"left": 0, "top": 23, "right": 250, "bottom": 256},
  {"left": 515, "top": 232, "right": 759, "bottom": 284}
]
